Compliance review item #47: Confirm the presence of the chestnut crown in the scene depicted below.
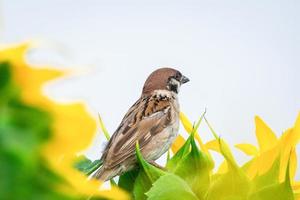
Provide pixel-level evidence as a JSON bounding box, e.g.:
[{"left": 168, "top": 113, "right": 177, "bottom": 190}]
[{"left": 142, "top": 68, "right": 189, "bottom": 95}]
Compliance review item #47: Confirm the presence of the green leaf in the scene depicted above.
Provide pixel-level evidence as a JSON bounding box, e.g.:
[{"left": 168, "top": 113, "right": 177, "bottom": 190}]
[
  {"left": 0, "top": 62, "right": 19, "bottom": 104},
  {"left": 133, "top": 142, "right": 166, "bottom": 200},
  {"left": 250, "top": 157, "right": 294, "bottom": 200},
  {"left": 204, "top": 117, "right": 252, "bottom": 199},
  {"left": 97, "top": 114, "right": 110, "bottom": 140},
  {"left": 0, "top": 62, "right": 11, "bottom": 91},
  {"left": 73, "top": 156, "right": 102, "bottom": 176},
  {"left": 249, "top": 182, "right": 294, "bottom": 200},
  {"left": 206, "top": 139, "right": 251, "bottom": 200},
  {"left": 0, "top": 100, "right": 52, "bottom": 167},
  {"left": 118, "top": 168, "right": 139, "bottom": 193},
  {"left": 135, "top": 142, "right": 166, "bottom": 182},
  {"left": 206, "top": 166, "right": 251, "bottom": 200},
  {"left": 166, "top": 136, "right": 191, "bottom": 171},
  {"left": 253, "top": 158, "right": 280, "bottom": 190},
  {"left": 0, "top": 61, "right": 72, "bottom": 199},
  {"left": 167, "top": 113, "right": 210, "bottom": 172},
  {"left": 146, "top": 174, "right": 199, "bottom": 200},
  {"left": 133, "top": 170, "right": 154, "bottom": 200},
  {"left": 173, "top": 134, "right": 213, "bottom": 199}
]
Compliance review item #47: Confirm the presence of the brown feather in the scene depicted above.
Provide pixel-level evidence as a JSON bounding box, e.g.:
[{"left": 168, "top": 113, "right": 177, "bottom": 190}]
[
  {"left": 104, "top": 97, "right": 172, "bottom": 168},
  {"left": 142, "top": 68, "right": 178, "bottom": 95},
  {"left": 94, "top": 93, "right": 178, "bottom": 181}
]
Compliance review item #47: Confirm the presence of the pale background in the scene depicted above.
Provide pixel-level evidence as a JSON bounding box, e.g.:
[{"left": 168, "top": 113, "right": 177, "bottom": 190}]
[{"left": 1, "top": 0, "right": 299, "bottom": 178}]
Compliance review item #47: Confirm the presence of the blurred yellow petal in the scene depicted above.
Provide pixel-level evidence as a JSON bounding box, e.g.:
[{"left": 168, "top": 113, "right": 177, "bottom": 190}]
[
  {"left": 57, "top": 160, "right": 128, "bottom": 200},
  {"left": 0, "top": 43, "right": 65, "bottom": 107},
  {"left": 255, "top": 116, "right": 278, "bottom": 152},
  {"left": 171, "top": 134, "right": 186, "bottom": 154},
  {"left": 0, "top": 43, "right": 29, "bottom": 66},
  {"left": 235, "top": 143, "right": 258, "bottom": 156},
  {"left": 43, "top": 103, "right": 97, "bottom": 158},
  {"left": 1, "top": 43, "right": 129, "bottom": 200}
]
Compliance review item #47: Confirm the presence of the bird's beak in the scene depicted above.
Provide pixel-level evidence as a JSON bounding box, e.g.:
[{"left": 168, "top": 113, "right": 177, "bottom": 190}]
[{"left": 181, "top": 75, "right": 190, "bottom": 84}]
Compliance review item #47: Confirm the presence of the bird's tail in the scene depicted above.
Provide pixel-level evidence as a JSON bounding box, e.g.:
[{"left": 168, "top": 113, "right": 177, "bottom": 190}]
[{"left": 92, "top": 166, "right": 115, "bottom": 182}]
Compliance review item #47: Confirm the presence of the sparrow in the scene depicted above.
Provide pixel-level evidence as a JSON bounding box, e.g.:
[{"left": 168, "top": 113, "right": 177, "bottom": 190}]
[{"left": 93, "top": 68, "right": 189, "bottom": 181}]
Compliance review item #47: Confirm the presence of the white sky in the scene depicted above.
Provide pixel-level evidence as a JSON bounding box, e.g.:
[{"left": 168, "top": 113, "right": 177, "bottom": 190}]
[{"left": 1, "top": 0, "right": 299, "bottom": 177}]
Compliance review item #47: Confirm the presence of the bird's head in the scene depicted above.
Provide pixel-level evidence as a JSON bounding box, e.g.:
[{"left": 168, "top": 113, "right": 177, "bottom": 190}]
[{"left": 142, "top": 68, "right": 189, "bottom": 96}]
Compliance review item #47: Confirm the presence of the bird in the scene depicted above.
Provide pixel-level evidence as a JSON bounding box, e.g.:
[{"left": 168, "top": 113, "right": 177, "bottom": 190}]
[{"left": 93, "top": 67, "right": 189, "bottom": 181}]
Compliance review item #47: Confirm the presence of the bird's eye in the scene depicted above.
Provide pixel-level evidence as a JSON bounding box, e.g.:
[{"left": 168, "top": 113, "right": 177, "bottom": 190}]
[{"left": 175, "top": 72, "right": 181, "bottom": 80}]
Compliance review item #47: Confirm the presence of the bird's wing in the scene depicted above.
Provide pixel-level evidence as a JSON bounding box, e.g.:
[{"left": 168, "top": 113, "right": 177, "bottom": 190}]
[{"left": 101, "top": 96, "right": 173, "bottom": 169}]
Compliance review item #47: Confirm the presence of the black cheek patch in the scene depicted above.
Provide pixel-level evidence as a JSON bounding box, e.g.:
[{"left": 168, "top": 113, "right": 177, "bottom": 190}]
[{"left": 169, "top": 84, "right": 178, "bottom": 93}]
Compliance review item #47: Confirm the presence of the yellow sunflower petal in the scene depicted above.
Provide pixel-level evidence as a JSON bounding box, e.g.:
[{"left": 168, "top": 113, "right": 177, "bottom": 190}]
[
  {"left": 171, "top": 134, "right": 186, "bottom": 154},
  {"left": 293, "top": 182, "right": 300, "bottom": 193},
  {"left": 180, "top": 112, "right": 193, "bottom": 133},
  {"left": 205, "top": 139, "right": 220, "bottom": 152},
  {"left": 293, "top": 182, "right": 300, "bottom": 200},
  {"left": 245, "top": 145, "right": 279, "bottom": 178},
  {"left": 235, "top": 143, "right": 259, "bottom": 156},
  {"left": 257, "top": 146, "right": 279, "bottom": 176},
  {"left": 255, "top": 116, "right": 278, "bottom": 152},
  {"left": 217, "top": 160, "right": 228, "bottom": 174},
  {"left": 180, "top": 112, "right": 208, "bottom": 154},
  {"left": 279, "top": 128, "right": 293, "bottom": 182},
  {"left": 205, "top": 139, "right": 237, "bottom": 167},
  {"left": 279, "top": 113, "right": 300, "bottom": 182},
  {"left": 290, "top": 147, "right": 297, "bottom": 181},
  {"left": 246, "top": 157, "right": 259, "bottom": 179},
  {"left": 0, "top": 43, "right": 65, "bottom": 107}
]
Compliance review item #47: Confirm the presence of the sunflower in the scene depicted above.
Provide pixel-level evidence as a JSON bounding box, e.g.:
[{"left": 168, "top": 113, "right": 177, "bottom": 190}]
[{"left": 0, "top": 43, "right": 129, "bottom": 200}]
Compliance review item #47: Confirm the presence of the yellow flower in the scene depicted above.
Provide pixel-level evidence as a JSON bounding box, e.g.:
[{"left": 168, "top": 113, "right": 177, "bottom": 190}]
[
  {"left": 234, "top": 116, "right": 279, "bottom": 178},
  {"left": 278, "top": 114, "right": 300, "bottom": 182},
  {"left": 0, "top": 43, "right": 129, "bottom": 200},
  {"left": 235, "top": 114, "right": 300, "bottom": 183}
]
